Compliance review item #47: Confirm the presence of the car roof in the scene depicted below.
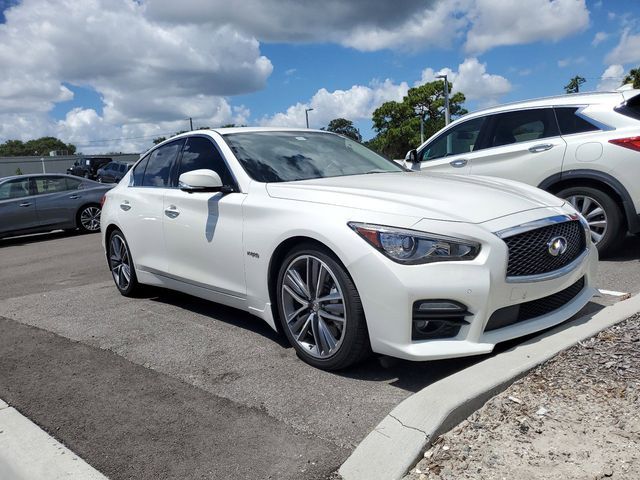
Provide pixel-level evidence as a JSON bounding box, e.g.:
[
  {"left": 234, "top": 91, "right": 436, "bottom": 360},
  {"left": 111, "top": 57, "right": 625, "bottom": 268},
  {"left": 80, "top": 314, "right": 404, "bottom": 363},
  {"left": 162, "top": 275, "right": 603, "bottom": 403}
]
[
  {"left": 467, "top": 90, "right": 636, "bottom": 118},
  {"left": 0, "top": 173, "right": 80, "bottom": 182}
]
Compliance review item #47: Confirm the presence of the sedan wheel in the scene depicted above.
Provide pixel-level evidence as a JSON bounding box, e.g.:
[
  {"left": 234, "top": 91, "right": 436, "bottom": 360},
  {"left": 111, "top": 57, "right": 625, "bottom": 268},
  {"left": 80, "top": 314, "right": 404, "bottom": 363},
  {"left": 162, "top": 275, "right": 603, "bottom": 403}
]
[
  {"left": 79, "top": 206, "right": 101, "bottom": 232},
  {"left": 277, "top": 245, "right": 370, "bottom": 370},
  {"left": 108, "top": 230, "right": 141, "bottom": 296}
]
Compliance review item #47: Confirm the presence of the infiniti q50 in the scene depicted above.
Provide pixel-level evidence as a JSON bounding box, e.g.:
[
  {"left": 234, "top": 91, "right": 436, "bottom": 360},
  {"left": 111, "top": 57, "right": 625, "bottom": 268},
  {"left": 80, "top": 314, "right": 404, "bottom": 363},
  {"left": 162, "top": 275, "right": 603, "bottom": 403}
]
[{"left": 101, "top": 128, "right": 597, "bottom": 370}]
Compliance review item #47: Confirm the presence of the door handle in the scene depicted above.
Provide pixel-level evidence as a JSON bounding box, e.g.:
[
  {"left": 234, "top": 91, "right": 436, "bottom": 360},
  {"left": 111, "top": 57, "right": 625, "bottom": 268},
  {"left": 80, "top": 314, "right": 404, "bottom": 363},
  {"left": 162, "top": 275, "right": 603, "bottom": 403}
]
[
  {"left": 529, "top": 143, "right": 553, "bottom": 153},
  {"left": 449, "top": 159, "right": 468, "bottom": 168},
  {"left": 120, "top": 201, "right": 131, "bottom": 211},
  {"left": 164, "top": 206, "right": 180, "bottom": 219},
  {"left": 19, "top": 202, "right": 32, "bottom": 207},
  {"left": 69, "top": 194, "right": 80, "bottom": 199}
]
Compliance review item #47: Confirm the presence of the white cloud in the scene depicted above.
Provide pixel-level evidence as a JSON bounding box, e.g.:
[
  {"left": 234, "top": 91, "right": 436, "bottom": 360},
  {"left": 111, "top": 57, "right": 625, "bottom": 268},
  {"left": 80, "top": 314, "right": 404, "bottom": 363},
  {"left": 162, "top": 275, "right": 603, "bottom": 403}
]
[
  {"left": 606, "top": 29, "right": 640, "bottom": 65},
  {"left": 597, "top": 65, "right": 624, "bottom": 91},
  {"left": 557, "top": 56, "right": 586, "bottom": 68},
  {"left": 260, "top": 79, "right": 409, "bottom": 128},
  {"left": 464, "top": 0, "right": 590, "bottom": 54},
  {"left": 592, "top": 31, "right": 609, "bottom": 46},
  {"left": 417, "top": 58, "right": 511, "bottom": 106},
  {"left": 0, "top": 0, "right": 271, "bottom": 150}
]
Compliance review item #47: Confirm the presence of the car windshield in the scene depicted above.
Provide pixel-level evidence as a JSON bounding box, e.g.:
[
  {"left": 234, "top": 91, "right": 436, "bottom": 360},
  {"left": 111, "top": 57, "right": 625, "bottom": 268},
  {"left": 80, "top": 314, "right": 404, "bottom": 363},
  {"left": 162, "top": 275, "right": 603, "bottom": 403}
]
[{"left": 222, "top": 131, "right": 404, "bottom": 182}]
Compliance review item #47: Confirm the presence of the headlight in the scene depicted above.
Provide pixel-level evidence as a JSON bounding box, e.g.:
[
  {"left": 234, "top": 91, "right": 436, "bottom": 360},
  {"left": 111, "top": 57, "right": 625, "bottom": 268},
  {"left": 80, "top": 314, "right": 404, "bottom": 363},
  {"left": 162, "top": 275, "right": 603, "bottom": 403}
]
[{"left": 348, "top": 222, "right": 480, "bottom": 265}]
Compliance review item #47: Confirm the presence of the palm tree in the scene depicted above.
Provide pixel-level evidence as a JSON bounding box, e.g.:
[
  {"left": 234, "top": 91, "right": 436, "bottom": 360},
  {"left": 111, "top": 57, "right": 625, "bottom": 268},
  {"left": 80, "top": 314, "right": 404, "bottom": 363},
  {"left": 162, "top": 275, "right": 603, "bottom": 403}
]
[
  {"left": 622, "top": 68, "right": 640, "bottom": 89},
  {"left": 564, "top": 75, "right": 586, "bottom": 94}
]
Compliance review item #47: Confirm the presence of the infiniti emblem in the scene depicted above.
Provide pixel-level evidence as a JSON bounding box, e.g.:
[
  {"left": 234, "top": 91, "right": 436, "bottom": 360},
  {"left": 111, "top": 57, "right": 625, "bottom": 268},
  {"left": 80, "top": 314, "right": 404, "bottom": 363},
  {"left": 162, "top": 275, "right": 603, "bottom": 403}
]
[{"left": 547, "top": 236, "right": 568, "bottom": 257}]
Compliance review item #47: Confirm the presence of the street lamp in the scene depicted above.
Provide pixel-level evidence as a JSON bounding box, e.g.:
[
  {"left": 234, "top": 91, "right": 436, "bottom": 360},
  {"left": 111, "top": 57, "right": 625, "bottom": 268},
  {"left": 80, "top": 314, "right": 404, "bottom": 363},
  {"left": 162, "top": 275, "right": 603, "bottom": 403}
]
[
  {"left": 436, "top": 74, "right": 450, "bottom": 126},
  {"left": 305, "top": 108, "right": 314, "bottom": 128},
  {"left": 414, "top": 105, "right": 427, "bottom": 144}
]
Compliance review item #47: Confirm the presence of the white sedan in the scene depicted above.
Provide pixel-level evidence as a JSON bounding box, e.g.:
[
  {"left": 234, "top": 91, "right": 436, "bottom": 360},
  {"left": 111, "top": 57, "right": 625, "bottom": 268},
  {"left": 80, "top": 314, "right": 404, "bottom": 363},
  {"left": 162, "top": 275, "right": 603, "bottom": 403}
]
[{"left": 101, "top": 128, "right": 598, "bottom": 370}]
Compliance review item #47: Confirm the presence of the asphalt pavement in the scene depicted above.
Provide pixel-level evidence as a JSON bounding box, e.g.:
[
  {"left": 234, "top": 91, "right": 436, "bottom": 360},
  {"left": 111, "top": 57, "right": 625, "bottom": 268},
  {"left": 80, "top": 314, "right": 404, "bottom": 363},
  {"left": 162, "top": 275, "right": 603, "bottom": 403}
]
[{"left": 0, "top": 231, "right": 638, "bottom": 479}]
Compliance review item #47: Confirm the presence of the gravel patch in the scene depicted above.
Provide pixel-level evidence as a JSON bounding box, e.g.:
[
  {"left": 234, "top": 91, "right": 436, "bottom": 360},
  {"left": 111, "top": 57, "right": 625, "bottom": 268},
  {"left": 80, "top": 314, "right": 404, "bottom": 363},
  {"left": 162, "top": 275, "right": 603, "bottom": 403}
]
[{"left": 404, "top": 313, "right": 640, "bottom": 480}]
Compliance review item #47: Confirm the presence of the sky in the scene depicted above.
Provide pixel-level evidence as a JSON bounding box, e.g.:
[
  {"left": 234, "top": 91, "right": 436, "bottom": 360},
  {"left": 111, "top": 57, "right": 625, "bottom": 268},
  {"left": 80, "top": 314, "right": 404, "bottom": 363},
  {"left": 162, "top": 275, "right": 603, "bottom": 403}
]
[{"left": 0, "top": 0, "right": 639, "bottom": 153}]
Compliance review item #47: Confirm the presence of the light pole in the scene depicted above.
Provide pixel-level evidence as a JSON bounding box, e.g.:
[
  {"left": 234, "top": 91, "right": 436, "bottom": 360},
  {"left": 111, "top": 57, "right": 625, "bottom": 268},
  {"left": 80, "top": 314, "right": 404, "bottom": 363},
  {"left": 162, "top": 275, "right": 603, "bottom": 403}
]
[
  {"left": 305, "top": 108, "right": 314, "bottom": 128},
  {"left": 436, "top": 74, "right": 450, "bottom": 125},
  {"left": 414, "top": 105, "right": 427, "bottom": 144}
]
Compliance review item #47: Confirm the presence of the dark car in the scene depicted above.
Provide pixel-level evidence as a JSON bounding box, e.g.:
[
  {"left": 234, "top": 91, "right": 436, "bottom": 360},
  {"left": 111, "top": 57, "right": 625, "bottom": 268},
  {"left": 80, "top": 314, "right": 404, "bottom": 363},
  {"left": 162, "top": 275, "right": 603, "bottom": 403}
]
[
  {"left": 96, "top": 161, "right": 132, "bottom": 183},
  {"left": 67, "top": 157, "right": 112, "bottom": 180},
  {"left": 0, "top": 174, "right": 112, "bottom": 239}
]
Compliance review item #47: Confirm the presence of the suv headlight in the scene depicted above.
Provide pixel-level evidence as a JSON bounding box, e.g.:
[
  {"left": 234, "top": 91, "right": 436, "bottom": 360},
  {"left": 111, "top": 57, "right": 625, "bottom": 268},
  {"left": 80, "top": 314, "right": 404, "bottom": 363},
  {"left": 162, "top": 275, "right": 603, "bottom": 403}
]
[{"left": 348, "top": 222, "right": 480, "bottom": 265}]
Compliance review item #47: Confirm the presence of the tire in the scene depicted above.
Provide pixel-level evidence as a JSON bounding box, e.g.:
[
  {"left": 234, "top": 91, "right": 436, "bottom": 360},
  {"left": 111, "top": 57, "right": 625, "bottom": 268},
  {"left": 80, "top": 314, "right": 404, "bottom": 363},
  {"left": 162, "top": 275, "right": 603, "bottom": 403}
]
[
  {"left": 276, "top": 243, "right": 370, "bottom": 370},
  {"left": 558, "top": 186, "right": 624, "bottom": 256},
  {"left": 107, "top": 229, "right": 142, "bottom": 297},
  {"left": 77, "top": 204, "right": 102, "bottom": 233}
]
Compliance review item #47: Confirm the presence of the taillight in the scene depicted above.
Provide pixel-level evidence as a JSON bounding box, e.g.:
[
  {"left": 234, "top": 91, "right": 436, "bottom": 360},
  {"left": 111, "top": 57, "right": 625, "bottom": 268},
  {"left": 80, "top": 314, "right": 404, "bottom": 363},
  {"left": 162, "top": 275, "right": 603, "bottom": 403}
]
[
  {"left": 609, "top": 136, "right": 640, "bottom": 152},
  {"left": 100, "top": 194, "right": 107, "bottom": 208}
]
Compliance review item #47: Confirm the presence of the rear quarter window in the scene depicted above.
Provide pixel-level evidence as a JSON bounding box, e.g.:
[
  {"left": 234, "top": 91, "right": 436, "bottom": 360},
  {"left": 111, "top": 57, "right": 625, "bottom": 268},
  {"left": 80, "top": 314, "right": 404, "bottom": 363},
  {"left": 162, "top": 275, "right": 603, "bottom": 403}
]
[{"left": 554, "top": 107, "right": 600, "bottom": 135}]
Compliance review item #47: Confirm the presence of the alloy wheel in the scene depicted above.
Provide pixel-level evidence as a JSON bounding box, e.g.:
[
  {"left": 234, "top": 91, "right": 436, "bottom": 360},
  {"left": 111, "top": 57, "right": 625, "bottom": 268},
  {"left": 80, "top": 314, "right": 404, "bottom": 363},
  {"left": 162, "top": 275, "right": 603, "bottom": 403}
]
[
  {"left": 565, "top": 194, "right": 607, "bottom": 244},
  {"left": 281, "top": 255, "right": 347, "bottom": 359},
  {"left": 109, "top": 234, "right": 132, "bottom": 291},
  {"left": 80, "top": 206, "right": 101, "bottom": 231}
]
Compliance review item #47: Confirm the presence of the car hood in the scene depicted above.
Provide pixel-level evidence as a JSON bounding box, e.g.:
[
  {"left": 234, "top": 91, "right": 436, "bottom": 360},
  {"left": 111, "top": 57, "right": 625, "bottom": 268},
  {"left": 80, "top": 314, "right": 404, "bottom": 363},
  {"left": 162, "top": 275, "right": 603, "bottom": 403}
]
[{"left": 266, "top": 172, "right": 565, "bottom": 224}]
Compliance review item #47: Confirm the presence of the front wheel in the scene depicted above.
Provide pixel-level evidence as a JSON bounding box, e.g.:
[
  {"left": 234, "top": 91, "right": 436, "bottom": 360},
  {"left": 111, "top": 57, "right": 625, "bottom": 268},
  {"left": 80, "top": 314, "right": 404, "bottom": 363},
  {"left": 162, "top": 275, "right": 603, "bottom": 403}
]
[
  {"left": 558, "top": 186, "right": 624, "bottom": 256},
  {"left": 276, "top": 244, "right": 370, "bottom": 370}
]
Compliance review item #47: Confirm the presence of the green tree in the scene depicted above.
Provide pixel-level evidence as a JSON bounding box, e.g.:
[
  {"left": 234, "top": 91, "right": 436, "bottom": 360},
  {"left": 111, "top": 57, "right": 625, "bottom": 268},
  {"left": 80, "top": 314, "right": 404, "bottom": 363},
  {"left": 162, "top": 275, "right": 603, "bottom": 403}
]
[
  {"left": 369, "top": 81, "right": 467, "bottom": 158},
  {"left": 622, "top": 67, "right": 640, "bottom": 89},
  {"left": 564, "top": 75, "right": 586, "bottom": 94},
  {"left": 152, "top": 137, "right": 167, "bottom": 145},
  {"left": 0, "top": 137, "right": 76, "bottom": 157},
  {"left": 324, "top": 118, "right": 362, "bottom": 141},
  {"left": 15, "top": 167, "right": 23, "bottom": 175}
]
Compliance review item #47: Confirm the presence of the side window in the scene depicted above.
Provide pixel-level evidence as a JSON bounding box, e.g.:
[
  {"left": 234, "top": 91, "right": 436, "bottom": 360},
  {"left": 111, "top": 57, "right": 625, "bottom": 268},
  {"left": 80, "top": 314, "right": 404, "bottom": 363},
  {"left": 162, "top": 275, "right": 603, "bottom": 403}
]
[
  {"left": 119, "top": 164, "right": 127, "bottom": 173},
  {"left": 487, "top": 108, "right": 559, "bottom": 147},
  {"left": 177, "top": 137, "right": 235, "bottom": 186},
  {"left": 0, "top": 179, "right": 31, "bottom": 200},
  {"left": 421, "top": 117, "right": 485, "bottom": 161},
  {"left": 142, "top": 139, "right": 184, "bottom": 187},
  {"left": 131, "top": 155, "right": 150, "bottom": 186},
  {"left": 554, "top": 107, "right": 600, "bottom": 135},
  {"left": 34, "top": 176, "right": 68, "bottom": 195},
  {"left": 65, "top": 177, "right": 83, "bottom": 190}
]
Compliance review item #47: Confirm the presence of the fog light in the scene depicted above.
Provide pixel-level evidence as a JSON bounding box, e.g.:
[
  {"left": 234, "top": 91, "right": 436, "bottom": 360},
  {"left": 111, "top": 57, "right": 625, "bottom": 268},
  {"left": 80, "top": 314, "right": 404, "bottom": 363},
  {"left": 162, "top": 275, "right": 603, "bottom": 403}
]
[{"left": 412, "top": 299, "right": 471, "bottom": 341}]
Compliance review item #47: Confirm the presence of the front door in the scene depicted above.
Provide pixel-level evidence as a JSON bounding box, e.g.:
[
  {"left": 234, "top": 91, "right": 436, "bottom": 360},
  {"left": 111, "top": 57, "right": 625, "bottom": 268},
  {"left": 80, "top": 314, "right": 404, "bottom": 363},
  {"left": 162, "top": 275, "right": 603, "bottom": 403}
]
[
  {"left": 0, "top": 178, "right": 38, "bottom": 235},
  {"left": 163, "top": 136, "right": 246, "bottom": 298}
]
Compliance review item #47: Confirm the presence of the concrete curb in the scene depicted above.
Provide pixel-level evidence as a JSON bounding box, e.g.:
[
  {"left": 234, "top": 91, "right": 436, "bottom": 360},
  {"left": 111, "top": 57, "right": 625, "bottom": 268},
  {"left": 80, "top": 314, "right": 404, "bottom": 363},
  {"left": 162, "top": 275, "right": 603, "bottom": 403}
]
[
  {"left": 0, "top": 401, "right": 108, "bottom": 480},
  {"left": 339, "top": 293, "right": 640, "bottom": 480}
]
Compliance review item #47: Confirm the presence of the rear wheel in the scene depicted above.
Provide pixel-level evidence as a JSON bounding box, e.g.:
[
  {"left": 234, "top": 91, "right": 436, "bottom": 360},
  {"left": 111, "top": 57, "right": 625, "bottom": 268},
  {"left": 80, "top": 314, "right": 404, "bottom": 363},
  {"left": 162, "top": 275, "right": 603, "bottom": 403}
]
[
  {"left": 108, "top": 229, "right": 142, "bottom": 297},
  {"left": 276, "top": 244, "right": 370, "bottom": 370},
  {"left": 558, "top": 186, "right": 624, "bottom": 256},
  {"left": 77, "top": 204, "right": 101, "bottom": 233}
]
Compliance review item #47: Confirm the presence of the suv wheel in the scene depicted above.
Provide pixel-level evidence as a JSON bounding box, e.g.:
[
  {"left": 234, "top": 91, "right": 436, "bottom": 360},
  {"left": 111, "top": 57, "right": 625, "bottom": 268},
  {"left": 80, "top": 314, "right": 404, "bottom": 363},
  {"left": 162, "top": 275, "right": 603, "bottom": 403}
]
[
  {"left": 558, "top": 186, "right": 623, "bottom": 256},
  {"left": 276, "top": 244, "right": 370, "bottom": 370}
]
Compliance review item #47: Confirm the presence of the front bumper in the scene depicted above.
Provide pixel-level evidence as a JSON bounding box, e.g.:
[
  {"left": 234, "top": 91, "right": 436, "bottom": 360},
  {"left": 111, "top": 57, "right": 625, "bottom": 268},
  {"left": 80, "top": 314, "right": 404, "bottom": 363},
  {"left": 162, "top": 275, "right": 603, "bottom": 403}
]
[{"left": 348, "top": 211, "right": 599, "bottom": 361}]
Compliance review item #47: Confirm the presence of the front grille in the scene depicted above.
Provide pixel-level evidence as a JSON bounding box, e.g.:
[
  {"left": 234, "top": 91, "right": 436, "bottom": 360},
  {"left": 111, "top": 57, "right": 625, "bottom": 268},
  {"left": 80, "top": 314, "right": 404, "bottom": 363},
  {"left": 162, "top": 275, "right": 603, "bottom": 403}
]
[
  {"left": 505, "top": 220, "right": 586, "bottom": 277},
  {"left": 485, "top": 276, "right": 585, "bottom": 332}
]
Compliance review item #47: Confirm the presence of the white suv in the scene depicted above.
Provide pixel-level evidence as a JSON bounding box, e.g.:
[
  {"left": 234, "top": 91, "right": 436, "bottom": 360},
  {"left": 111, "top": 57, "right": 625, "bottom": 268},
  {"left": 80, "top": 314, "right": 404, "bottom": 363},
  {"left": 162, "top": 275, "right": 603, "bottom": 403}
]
[{"left": 405, "top": 90, "right": 640, "bottom": 255}]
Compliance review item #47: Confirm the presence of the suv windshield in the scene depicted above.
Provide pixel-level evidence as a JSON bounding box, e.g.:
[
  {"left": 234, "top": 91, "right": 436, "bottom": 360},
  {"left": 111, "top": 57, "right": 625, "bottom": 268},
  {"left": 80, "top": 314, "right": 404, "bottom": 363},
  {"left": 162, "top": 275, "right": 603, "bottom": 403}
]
[{"left": 222, "top": 131, "right": 404, "bottom": 182}]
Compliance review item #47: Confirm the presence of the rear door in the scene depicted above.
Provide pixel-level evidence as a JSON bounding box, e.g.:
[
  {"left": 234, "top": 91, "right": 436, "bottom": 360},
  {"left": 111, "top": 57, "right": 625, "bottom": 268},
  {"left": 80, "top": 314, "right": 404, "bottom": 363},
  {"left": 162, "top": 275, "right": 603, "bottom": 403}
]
[
  {"left": 116, "top": 139, "right": 184, "bottom": 275},
  {"left": 469, "top": 108, "right": 567, "bottom": 186},
  {"left": 0, "top": 178, "right": 38, "bottom": 235},
  {"left": 416, "top": 116, "right": 488, "bottom": 174}
]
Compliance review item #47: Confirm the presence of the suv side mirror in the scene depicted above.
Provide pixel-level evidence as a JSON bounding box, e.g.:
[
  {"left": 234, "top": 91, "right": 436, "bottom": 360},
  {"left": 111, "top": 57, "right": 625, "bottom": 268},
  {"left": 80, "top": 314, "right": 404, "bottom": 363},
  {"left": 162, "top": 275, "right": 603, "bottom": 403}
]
[
  {"left": 179, "top": 169, "right": 233, "bottom": 194},
  {"left": 405, "top": 149, "right": 419, "bottom": 163}
]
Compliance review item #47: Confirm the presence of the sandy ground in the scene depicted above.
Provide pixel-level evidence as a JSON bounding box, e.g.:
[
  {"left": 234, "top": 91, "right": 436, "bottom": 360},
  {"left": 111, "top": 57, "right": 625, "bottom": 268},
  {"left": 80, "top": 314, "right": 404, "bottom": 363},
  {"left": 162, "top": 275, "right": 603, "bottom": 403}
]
[{"left": 405, "top": 313, "right": 640, "bottom": 480}]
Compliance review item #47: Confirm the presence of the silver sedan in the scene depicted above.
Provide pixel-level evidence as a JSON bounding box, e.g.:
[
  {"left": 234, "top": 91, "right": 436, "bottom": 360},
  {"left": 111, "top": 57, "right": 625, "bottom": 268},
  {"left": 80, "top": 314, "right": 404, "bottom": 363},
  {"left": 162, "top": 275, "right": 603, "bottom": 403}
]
[{"left": 0, "top": 174, "right": 113, "bottom": 239}]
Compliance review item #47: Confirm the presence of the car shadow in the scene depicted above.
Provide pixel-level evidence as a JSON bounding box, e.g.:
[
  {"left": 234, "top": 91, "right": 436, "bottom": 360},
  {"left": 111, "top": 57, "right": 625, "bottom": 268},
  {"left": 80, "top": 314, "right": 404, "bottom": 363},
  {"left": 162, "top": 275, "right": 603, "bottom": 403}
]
[
  {"left": 0, "top": 229, "right": 92, "bottom": 247},
  {"left": 601, "top": 234, "right": 640, "bottom": 262},
  {"left": 135, "top": 286, "right": 605, "bottom": 394}
]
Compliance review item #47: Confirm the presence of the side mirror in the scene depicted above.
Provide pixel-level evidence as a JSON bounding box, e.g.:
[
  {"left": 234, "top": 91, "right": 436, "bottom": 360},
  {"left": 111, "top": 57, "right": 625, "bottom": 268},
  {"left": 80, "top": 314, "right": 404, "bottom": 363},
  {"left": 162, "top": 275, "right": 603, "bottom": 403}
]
[
  {"left": 405, "top": 149, "right": 419, "bottom": 163},
  {"left": 178, "top": 169, "right": 232, "bottom": 193}
]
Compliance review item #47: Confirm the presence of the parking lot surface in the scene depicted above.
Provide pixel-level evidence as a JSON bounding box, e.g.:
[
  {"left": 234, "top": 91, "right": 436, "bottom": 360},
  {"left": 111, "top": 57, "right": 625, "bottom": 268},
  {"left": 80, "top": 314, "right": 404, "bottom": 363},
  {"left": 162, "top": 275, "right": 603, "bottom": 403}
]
[{"left": 0, "top": 231, "right": 638, "bottom": 479}]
